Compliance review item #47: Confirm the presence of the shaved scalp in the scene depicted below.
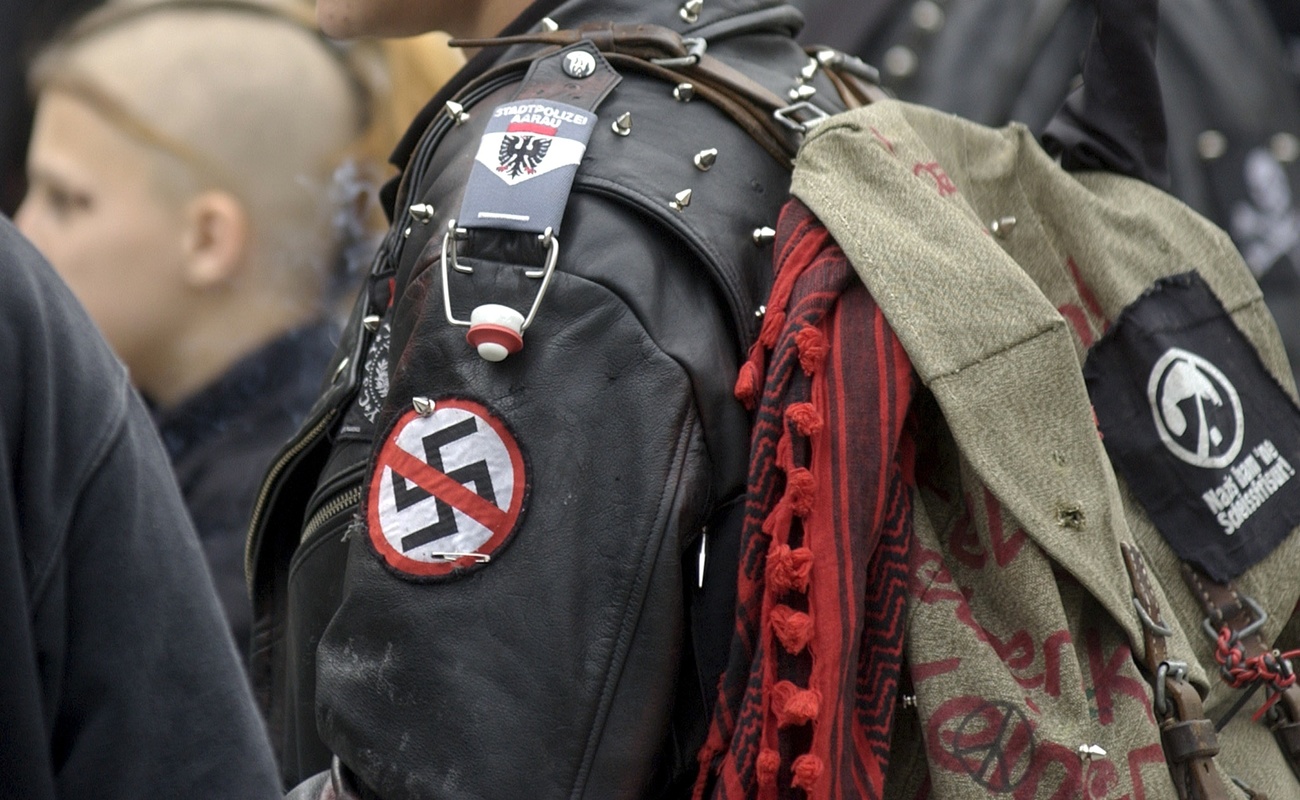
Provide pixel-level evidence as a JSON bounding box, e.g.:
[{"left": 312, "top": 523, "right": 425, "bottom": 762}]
[{"left": 32, "top": 1, "right": 373, "bottom": 292}]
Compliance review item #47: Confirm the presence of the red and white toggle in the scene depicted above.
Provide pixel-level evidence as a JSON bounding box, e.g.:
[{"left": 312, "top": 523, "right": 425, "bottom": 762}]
[{"left": 467, "top": 304, "right": 525, "bottom": 362}]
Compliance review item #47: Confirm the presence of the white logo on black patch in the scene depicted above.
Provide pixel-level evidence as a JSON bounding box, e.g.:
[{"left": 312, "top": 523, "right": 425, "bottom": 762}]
[
  {"left": 1148, "top": 347, "right": 1245, "bottom": 468},
  {"left": 367, "top": 399, "right": 525, "bottom": 577},
  {"left": 357, "top": 320, "right": 391, "bottom": 424}
]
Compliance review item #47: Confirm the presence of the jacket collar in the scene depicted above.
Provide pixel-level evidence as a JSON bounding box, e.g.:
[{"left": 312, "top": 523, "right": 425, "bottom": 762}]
[
  {"left": 152, "top": 321, "right": 337, "bottom": 463},
  {"left": 386, "top": 0, "right": 805, "bottom": 184}
]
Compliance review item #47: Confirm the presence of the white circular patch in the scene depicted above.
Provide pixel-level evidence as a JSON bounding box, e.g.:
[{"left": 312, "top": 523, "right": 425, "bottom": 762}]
[
  {"left": 367, "top": 399, "right": 525, "bottom": 577},
  {"left": 1147, "top": 347, "right": 1245, "bottom": 469}
]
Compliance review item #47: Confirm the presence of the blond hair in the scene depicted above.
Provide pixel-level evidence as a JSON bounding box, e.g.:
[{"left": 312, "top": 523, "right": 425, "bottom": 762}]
[{"left": 30, "top": 0, "right": 382, "bottom": 297}]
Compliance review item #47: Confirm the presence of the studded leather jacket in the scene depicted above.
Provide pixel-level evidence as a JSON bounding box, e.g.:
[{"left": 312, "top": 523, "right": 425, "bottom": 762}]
[{"left": 245, "top": 1, "right": 852, "bottom": 796}]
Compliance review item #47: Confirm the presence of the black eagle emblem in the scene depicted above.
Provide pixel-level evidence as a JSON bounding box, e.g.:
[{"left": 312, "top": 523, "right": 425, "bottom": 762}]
[{"left": 497, "top": 134, "right": 551, "bottom": 178}]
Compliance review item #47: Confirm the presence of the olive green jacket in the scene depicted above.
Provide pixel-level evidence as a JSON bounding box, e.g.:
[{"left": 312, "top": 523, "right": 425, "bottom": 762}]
[{"left": 792, "top": 99, "right": 1300, "bottom": 799}]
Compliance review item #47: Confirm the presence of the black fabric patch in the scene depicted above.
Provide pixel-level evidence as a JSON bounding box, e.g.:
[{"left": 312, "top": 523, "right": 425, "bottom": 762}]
[{"left": 1084, "top": 272, "right": 1300, "bottom": 581}]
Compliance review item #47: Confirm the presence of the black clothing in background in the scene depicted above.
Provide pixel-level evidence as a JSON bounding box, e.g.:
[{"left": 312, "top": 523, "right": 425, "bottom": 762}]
[
  {"left": 0, "top": 0, "right": 104, "bottom": 215},
  {"left": 153, "top": 321, "right": 338, "bottom": 662},
  {"left": 0, "top": 215, "right": 282, "bottom": 800},
  {"left": 791, "top": 0, "right": 1300, "bottom": 380}
]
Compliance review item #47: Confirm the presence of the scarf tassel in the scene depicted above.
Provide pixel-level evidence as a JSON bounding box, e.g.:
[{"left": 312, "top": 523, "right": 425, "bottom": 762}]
[
  {"left": 785, "top": 402, "right": 824, "bottom": 436},
  {"left": 766, "top": 544, "right": 813, "bottom": 594},
  {"left": 796, "top": 325, "right": 829, "bottom": 375},
  {"left": 771, "top": 605, "right": 814, "bottom": 655},
  {"left": 773, "top": 680, "right": 821, "bottom": 727},
  {"left": 791, "top": 754, "right": 825, "bottom": 791}
]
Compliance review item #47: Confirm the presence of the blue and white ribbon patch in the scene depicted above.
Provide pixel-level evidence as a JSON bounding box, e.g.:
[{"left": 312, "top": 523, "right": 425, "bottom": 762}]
[{"left": 458, "top": 99, "right": 597, "bottom": 236}]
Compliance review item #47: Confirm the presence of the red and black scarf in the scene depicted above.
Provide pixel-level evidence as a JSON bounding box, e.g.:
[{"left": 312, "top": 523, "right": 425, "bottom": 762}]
[{"left": 695, "top": 198, "right": 917, "bottom": 799}]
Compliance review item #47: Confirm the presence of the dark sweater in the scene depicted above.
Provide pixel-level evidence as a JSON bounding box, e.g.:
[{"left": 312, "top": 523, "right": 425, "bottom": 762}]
[
  {"left": 153, "top": 321, "right": 337, "bottom": 661},
  {"left": 0, "top": 215, "right": 282, "bottom": 799}
]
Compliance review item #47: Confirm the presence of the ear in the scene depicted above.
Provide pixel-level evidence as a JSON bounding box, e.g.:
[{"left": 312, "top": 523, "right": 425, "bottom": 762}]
[{"left": 181, "top": 190, "right": 250, "bottom": 289}]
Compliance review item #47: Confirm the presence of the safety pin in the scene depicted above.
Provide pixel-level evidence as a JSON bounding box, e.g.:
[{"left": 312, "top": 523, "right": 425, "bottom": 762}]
[{"left": 429, "top": 552, "right": 492, "bottom": 563}]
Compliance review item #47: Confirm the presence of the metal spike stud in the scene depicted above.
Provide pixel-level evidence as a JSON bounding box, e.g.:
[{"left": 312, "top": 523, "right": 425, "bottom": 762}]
[
  {"left": 408, "top": 203, "right": 435, "bottom": 224},
  {"left": 989, "top": 216, "right": 1017, "bottom": 238},
  {"left": 363, "top": 315, "right": 382, "bottom": 332},
  {"left": 752, "top": 226, "right": 776, "bottom": 245},
  {"left": 540, "top": 16, "right": 559, "bottom": 31},
  {"left": 787, "top": 84, "right": 817, "bottom": 101},
  {"left": 693, "top": 148, "right": 718, "bottom": 171},
  {"left": 611, "top": 112, "right": 632, "bottom": 136},
  {"left": 799, "top": 58, "right": 818, "bottom": 82},
  {"left": 669, "top": 189, "right": 693, "bottom": 211},
  {"left": 673, "top": 82, "right": 695, "bottom": 102},
  {"left": 445, "top": 100, "right": 469, "bottom": 125},
  {"left": 680, "top": 0, "right": 703, "bottom": 23},
  {"left": 412, "top": 396, "right": 435, "bottom": 417}
]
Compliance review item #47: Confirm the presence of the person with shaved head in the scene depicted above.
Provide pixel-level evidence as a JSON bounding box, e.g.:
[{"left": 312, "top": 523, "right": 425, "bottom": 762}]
[{"left": 15, "top": 0, "right": 381, "bottom": 663}]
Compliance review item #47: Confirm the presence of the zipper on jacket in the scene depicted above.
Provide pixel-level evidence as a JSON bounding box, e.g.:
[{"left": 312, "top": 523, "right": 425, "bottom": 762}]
[
  {"left": 299, "top": 485, "right": 363, "bottom": 545},
  {"left": 243, "top": 407, "right": 339, "bottom": 584},
  {"left": 298, "top": 460, "right": 369, "bottom": 545}
]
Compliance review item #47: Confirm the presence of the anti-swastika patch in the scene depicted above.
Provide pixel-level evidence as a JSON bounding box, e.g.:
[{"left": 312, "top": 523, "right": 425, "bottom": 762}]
[
  {"left": 1085, "top": 271, "right": 1300, "bottom": 581},
  {"left": 457, "top": 98, "right": 597, "bottom": 236},
  {"left": 367, "top": 398, "right": 527, "bottom": 578}
]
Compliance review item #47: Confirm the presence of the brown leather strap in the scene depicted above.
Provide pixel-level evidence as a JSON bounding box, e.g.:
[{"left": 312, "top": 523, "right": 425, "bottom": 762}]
[
  {"left": 1163, "top": 679, "right": 1232, "bottom": 800},
  {"left": 451, "top": 23, "right": 886, "bottom": 170},
  {"left": 451, "top": 22, "right": 788, "bottom": 110},
  {"left": 1124, "top": 542, "right": 1169, "bottom": 670},
  {"left": 600, "top": 52, "right": 795, "bottom": 167},
  {"left": 1181, "top": 563, "right": 1266, "bottom": 653},
  {"left": 1123, "top": 544, "right": 1235, "bottom": 800},
  {"left": 452, "top": 23, "right": 800, "bottom": 165},
  {"left": 1182, "top": 563, "right": 1300, "bottom": 782}
]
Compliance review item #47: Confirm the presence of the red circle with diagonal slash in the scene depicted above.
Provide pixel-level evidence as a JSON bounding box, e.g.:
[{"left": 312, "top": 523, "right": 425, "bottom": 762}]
[{"left": 367, "top": 399, "right": 526, "bottom": 577}]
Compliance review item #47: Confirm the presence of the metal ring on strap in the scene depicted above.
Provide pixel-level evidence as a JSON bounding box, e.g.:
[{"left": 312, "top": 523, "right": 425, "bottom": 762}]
[
  {"left": 1156, "top": 660, "right": 1189, "bottom": 718},
  {"left": 650, "top": 37, "right": 706, "bottom": 69},
  {"left": 1200, "top": 594, "right": 1268, "bottom": 645},
  {"left": 1133, "top": 595, "right": 1174, "bottom": 637}
]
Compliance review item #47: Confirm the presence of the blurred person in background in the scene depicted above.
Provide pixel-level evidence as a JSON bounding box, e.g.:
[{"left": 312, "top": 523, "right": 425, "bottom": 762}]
[
  {"left": 0, "top": 0, "right": 104, "bottom": 215},
  {"left": 0, "top": 214, "right": 282, "bottom": 799},
  {"left": 14, "top": 0, "right": 391, "bottom": 663},
  {"left": 792, "top": 0, "right": 1300, "bottom": 379},
  {"left": 0, "top": 0, "right": 463, "bottom": 216}
]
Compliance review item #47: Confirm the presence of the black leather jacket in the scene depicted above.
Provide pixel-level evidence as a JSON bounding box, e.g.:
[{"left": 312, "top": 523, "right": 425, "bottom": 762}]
[{"left": 246, "top": 1, "right": 848, "bottom": 796}]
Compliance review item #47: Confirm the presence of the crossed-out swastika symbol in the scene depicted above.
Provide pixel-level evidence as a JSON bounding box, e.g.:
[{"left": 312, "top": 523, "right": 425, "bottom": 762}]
[
  {"left": 391, "top": 417, "right": 497, "bottom": 552},
  {"left": 368, "top": 400, "right": 525, "bottom": 578}
]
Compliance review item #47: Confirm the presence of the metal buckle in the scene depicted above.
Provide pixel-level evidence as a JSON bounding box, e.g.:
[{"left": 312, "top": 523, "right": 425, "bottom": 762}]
[
  {"left": 650, "top": 37, "right": 707, "bottom": 69},
  {"left": 1155, "top": 660, "right": 1189, "bottom": 717},
  {"left": 1201, "top": 594, "right": 1268, "bottom": 645},
  {"left": 1132, "top": 596, "right": 1174, "bottom": 637},
  {"left": 441, "top": 220, "right": 561, "bottom": 332},
  {"left": 774, "top": 100, "right": 830, "bottom": 133}
]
